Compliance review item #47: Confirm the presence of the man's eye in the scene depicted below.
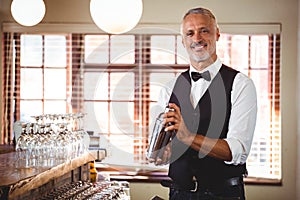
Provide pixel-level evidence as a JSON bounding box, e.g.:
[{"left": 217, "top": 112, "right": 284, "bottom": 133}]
[
  {"left": 200, "top": 29, "right": 209, "bottom": 34},
  {"left": 186, "top": 32, "right": 193, "bottom": 37}
]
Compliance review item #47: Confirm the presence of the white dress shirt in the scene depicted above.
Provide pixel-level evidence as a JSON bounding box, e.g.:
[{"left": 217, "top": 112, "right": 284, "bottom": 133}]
[{"left": 154, "top": 57, "right": 257, "bottom": 165}]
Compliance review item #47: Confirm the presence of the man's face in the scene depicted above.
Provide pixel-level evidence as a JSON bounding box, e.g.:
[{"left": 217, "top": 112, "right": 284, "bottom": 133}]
[{"left": 181, "top": 13, "right": 220, "bottom": 67}]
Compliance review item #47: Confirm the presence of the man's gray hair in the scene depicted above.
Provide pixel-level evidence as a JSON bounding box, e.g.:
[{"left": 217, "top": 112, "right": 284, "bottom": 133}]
[
  {"left": 180, "top": 7, "right": 218, "bottom": 35},
  {"left": 183, "top": 7, "right": 216, "bottom": 21}
]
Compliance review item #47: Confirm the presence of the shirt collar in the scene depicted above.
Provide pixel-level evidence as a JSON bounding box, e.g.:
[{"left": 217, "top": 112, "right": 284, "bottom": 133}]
[{"left": 189, "top": 57, "right": 222, "bottom": 81}]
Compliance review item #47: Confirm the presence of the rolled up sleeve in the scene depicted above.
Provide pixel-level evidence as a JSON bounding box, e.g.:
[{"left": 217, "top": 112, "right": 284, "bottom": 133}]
[{"left": 224, "top": 73, "right": 257, "bottom": 165}]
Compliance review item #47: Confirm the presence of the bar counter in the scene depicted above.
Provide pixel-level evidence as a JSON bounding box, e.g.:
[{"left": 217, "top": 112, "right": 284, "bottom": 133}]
[{"left": 0, "top": 149, "right": 106, "bottom": 200}]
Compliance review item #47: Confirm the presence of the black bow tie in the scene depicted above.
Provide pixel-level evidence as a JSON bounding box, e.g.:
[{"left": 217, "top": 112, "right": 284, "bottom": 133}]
[{"left": 191, "top": 71, "right": 211, "bottom": 81}]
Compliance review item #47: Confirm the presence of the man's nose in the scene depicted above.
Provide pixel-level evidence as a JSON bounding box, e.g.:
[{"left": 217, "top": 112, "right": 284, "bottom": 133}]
[{"left": 193, "top": 32, "right": 202, "bottom": 42}]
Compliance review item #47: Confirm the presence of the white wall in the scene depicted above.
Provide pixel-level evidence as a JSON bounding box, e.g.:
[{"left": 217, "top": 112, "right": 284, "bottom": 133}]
[{"left": 0, "top": 0, "right": 299, "bottom": 199}]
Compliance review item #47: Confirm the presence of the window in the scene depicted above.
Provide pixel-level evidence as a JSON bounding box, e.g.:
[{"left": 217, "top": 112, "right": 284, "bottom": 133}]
[
  {"left": 1, "top": 30, "right": 281, "bottom": 182},
  {"left": 82, "top": 34, "right": 186, "bottom": 164},
  {"left": 19, "top": 34, "right": 70, "bottom": 119},
  {"left": 217, "top": 34, "right": 281, "bottom": 180}
]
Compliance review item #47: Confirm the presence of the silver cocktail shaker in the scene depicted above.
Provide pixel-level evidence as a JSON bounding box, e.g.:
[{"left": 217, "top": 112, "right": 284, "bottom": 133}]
[{"left": 147, "top": 106, "right": 176, "bottom": 161}]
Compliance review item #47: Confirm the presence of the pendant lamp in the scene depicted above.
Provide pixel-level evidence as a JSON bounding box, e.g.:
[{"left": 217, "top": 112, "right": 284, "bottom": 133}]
[
  {"left": 11, "top": 0, "right": 46, "bottom": 27},
  {"left": 90, "top": 0, "right": 143, "bottom": 34}
]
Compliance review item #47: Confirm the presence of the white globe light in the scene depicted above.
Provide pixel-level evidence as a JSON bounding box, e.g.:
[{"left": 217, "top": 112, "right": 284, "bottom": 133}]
[
  {"left": 11, "top": 0, "right": 46, "bottom": 27},
  {"left": 90, "top": 0, "right": 143, "bottom": 34}
]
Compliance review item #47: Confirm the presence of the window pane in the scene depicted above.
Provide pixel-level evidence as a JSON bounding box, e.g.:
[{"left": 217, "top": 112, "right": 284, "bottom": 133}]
[
  {"left": 44, "top": 35, "right": 67, "bottom": 67},
  {"left": 110, "top": 102, "right": 134, "bottom": 134},
  {"left": 111, "top": 35, "right": 135, "bottom": 64},
  {"left": 218, "top": 35, "right": 250, "bottom": 74},
  {"left": 151, "top": 36, "right": 175, "bottom": 64},
  {"left": 84, "top": 72, "right": 108, "bottom": 100},
  {"left": 230, "top": 35, "right": 249, "bottom": 72},
  {"left": 44, "top": 100, "right": 67, "bottom": 114},
  {"left": 149, "top": 71, "right": 185, "bottom": 127},
  {"left": 149, "top": 72, "right": 177, "bottom": 101},
  {"left": 250, "top": 72, "right": 270, "bottom": 139},
  {"left": 176, "top": 36, "right": 189, "bottom": 64},
  {"left": 84, "top": 102, "right": 109, "bottom": 133},
  {"left": 44, "top": 69, "right": 66, "bottom": 99},
  {"left": 247, "top": 138, "right": 270, "bottom": 177},
  {"left": 105, "top": 133, "right": 135, "bottom": 164},
  {"left": 21, "top": 68, "right": 43, "bottom": 99},
  {"left": 20, "top": 35, "right": 43, "bottom": 67},
  {"left": 20, "top": 100, "right": 43, "bottom": 121},
  {"left": 84, "top": 35, "right": 109, "bottom": 63},
  {"left": 84, "top": 101, "right": 135, "bottom": 161},
  {"left": 110, "top": 72, "right": 134, "bottom": 100},
  {"left": 251, "top": 70, "right": 269, "bottom": 102},
  {"left": 149, "top": 101, "right": 158, "bottom": 123},
  {"left": 83, "top": 102, "right": 108, "bottom": 134},
  {"left": 250, "top": 35, "right": 269, "bottom": 69},
  {"left": 217, "top": 34, "right": 231, "bottom": 65}
]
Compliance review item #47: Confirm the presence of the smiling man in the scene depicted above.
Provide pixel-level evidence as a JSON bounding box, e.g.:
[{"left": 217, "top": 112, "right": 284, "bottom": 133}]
[
  {"left": 181, "top": 8, "right": 220, "bottom": 71},
  {"left": 153, "top": 7, "right": 257, "bottom": 200}
]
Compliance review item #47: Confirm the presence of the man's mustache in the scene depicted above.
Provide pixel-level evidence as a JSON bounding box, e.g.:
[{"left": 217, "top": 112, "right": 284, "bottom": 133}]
[{"left": 190, "top": 41, "right": 207, "bottom": 48}]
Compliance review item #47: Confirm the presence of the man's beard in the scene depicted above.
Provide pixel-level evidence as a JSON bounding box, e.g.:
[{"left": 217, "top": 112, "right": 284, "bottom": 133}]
[
  {"left": 189, "top": 41, "right": 214, "bottom": 63},
  {"left": 189, "top": 50, "right": 211, "bottom": 63}
]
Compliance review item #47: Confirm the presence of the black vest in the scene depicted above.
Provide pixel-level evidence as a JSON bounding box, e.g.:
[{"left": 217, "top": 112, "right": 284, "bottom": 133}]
[{"left": 168, "top": 65, "right": 247, "bottom": 189}]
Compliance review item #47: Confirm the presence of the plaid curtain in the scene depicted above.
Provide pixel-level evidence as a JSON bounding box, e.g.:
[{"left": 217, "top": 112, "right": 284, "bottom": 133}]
[{"left": 1, "top": 33, "right": 20, "bottom": 144}]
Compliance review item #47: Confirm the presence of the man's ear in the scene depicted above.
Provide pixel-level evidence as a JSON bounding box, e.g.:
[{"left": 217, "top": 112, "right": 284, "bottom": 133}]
[{"left": 216, "top": 28, "right": 220, "bottom": 41}]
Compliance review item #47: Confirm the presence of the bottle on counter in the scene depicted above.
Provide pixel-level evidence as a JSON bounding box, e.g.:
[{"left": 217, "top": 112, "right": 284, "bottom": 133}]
[{"left": 90, "top": 161, "right": 97, "bottom": 183}]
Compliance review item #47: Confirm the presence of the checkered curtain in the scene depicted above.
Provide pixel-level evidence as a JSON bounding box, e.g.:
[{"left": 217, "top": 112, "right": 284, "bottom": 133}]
[
  {"left": 1, "top": 33, "right": 21, "bottom": 144},
  {"left": 70, "top": 34, "right": 85, "bottom": 113}
]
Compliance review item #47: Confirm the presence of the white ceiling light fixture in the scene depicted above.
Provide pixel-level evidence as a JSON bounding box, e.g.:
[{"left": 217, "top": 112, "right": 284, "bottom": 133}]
[
  {"left": 90, "top": 0, "right": 143, "bottom": 34},
  {"left": 11, "top": 0, "right": 46, "bottom": 26}
]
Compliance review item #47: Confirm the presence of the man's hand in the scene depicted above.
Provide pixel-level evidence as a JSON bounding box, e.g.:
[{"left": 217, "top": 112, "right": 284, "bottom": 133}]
[{"left": 164, "top": 103, "right": 195, "bottom": 146}]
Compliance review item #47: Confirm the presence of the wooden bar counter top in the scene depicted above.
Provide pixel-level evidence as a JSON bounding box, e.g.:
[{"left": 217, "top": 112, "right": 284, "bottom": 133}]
[{"left": 0, "top": 146, "right": 105, "bottom": 200}]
